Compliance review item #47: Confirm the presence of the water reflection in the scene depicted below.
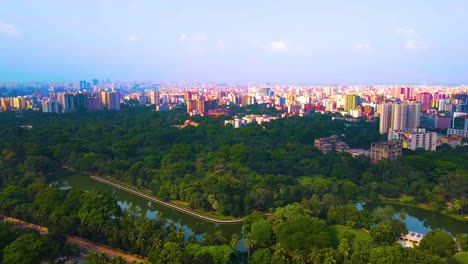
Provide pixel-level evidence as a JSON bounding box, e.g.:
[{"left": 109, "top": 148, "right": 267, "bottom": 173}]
[
  {"left": 55, "top": 174, "right": 244, "bottom": 245},
  {"left": 361, "top": 202, "right": 468, "bottom": 235}
]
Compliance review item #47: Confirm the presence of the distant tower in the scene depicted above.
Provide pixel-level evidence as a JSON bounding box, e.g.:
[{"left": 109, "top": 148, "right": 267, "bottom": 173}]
[
  {"left": 379, "top": 103, "right": 392, "bottom": 134},
  {"left": 79, "top": 80, "right": 87, "bottom": 90},
  {"left": 416, "top": 92, "right": 432, "bottom": 112}
]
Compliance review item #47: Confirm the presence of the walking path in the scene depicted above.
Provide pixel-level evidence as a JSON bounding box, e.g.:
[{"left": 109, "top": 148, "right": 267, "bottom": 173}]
[
  {"left": 90, "top": 175, "right": 244, "bottom": 224},
  {"left": 0, "top": 214, "right": 147, "bottom": 263}
]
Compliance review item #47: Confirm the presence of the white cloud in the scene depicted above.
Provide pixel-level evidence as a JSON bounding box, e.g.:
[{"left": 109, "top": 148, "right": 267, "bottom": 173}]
[
  {"left": 128, "top": 34, "right": 137, "bottom": 42},
  {"left": 397, "top": 27, "right": 428, "bottom": 51},
  {"left": 352, "top": 43, "right": 371, "bottom": 51},
  {"left": 405, "top": 39, "right": 428, "bottom": 51},
  {"left": 0, "top": 21, "right": 20, "bottom": 37},
  {"left": 397, "top": 28, "right": 417, "bottom": 37},
  {"left": 216, "top": 40, "right": 225, "bottom": 51},
  {"left": 269, "top": 41, "right": 288, "bottom": 52},
  {"left": 179, "top": 33, "right": 187, "bottom": 42},
  {"left": 194, "top": 32, "right": 207, "bottom": 42}
]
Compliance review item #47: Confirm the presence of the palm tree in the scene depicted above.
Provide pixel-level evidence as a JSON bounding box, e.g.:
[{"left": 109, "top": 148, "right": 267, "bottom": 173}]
[
  {"left": 307, "top": 248, "right": 321, "bottom": 264},
  {"left": 323, "top": 251, "right": 336, "bottom": 264},
  {"left": 230, "top": 234, "right": 240, "bottom": 248},
  {"left": 244, "top": 233, "right": 254, "bottom": 259},
  {"left": 291, "top": 250, "right": 305, "bottom": 264},
  {"left": 272, "top": 243, "right": 287, "bottom": 262},
  {"left": 337, "top": 239, "right": 351, "bottom": 263}
]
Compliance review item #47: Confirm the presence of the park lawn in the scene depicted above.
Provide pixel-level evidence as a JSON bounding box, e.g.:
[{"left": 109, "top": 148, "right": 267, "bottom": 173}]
[
  {"left": 332, "top": 225, "right": 371, "bottom": 244},
  {"left": 455, "top": 252, "right": 468, "bottom": 264}
]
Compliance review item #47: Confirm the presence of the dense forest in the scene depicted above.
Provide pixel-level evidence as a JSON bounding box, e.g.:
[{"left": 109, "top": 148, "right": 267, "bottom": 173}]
[{"left": 0, "top": 106, "right": 467, "bottom": 263}]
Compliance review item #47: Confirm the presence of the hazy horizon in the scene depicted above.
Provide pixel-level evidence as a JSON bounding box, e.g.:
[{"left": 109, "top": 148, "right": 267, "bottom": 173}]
[{"left": 1, "top": 0, "right": 468, "bottom": 84}]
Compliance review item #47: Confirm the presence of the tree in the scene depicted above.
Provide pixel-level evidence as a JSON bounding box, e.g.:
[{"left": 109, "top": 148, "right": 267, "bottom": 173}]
[
  {"left": 250, "top": 220, "right": 273, "bottom": 246},
  {"left": 369, "top": 223, "right": 398, "bottom": 246},
  {"left": 230, "top": 233, "right": 240, "bottom": 248},
  {"left": 455, "top": 233, "right": 467, "bottom": 252},
  {"left": 249, "top": 248, "right": 273, "bottom": 264},
  {"left": 337, "top": 238, "right": 351, "bottom": 263},
  {"left": 244, "top": 233, "right": 254, "bottom": 259},
  {"left": 420, "top": 230, "right": 455, "bottom": 257},
  {"left": 372, "top": 205, "right": 395, "bottom": 223},
  {"left": 369, "top": 245, "right": 405, "bottom": 264},
  {"left": 78, "top": 190, "right": 122, "bottom": 234},
  {"left": 276, "top": 216, "right": 331, "bottom": 252},
  {"left": 3, "top": 234, "right": 46, "bottom": 264}
]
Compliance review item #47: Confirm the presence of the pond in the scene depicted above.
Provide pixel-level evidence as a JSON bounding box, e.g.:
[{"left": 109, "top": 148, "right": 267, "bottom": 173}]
[
  {"left": 54, "top": 173, "right": 246, "bottom": 251},
  {"left": 360, "top": 202, "right": 468, "bottom": 235}
]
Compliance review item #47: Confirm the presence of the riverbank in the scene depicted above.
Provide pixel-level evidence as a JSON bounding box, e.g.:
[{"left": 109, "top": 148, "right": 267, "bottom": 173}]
[{"left": 90, "top": 175, "right": 244, "bottom": 224}]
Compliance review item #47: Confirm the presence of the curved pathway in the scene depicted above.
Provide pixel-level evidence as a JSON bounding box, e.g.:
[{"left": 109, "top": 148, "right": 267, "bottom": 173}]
[{"left": 90, "top": 176, "right": 244, "bottom": 224}]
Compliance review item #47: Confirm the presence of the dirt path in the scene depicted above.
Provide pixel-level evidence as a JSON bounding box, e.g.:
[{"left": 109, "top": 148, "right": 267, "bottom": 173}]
[
  {"left": 66, "top": 235, "right": 147, "bottom": 263},
  {"left": 91, "top": 175, "right": 244, "bottom": 224},
  {"left": 1, "top": 214, "right": 147, "bottom": 263}
]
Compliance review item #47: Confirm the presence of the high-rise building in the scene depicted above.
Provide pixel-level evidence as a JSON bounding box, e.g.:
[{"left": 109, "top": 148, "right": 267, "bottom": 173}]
[
  {"left": 379, "top": 102, "right": 420, "bottom": 134},
  {"left": 391, "top": 104, "right": 408, "bottom": 130},
  {"left": 149, "top": 91, "right": 160, "bottom": 105},
  {"left": 435, "top": 114, "right": 450, "bottom": 129},
  {"left": 87, "top": 91, "right": 103, "bottom": 111},
  {"left": 76, "top": 92, "right": 87, "bottom": 111},
  {"left": 42, "top": 99, "right": 60, "bottom": 113},
  {"left": 416, "top": 92, "right": 433, "bottom": 112},
  {"left": 57, "top": 92, "right": 77, "bottom": 113},
  {"left": 106, "top": 91, "right": 120, "bottom": 110},
  {"left": 79, "top": 80, "right": 87, "bottom": 90},
  {"left": 344, "top": 94, "right": 360, "bottom": 111},
  {"left": 447, "top": 113, "right": 468, "bottom": 137}
]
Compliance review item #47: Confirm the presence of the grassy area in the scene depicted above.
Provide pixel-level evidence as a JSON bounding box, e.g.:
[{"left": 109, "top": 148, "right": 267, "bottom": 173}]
[
  {"left": 455, "top": 252, "right": 468, "bottom": 264},
  {"left": 332, "top": 225, "right": 371, "bottom": 245},
  {"left": 297, "top": 176, "right": 323, "bottom": 185}
]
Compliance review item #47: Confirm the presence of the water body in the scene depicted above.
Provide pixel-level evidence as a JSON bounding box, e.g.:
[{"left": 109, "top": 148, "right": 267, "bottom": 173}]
[
  {"left": 56, "top": 173, "right": 467, "bottom": 250},
  {"left": 55, "top": 173, "right": 245, "bottom": 250},
  {"left": 362, "top": 202, "right": 468, "bottom": 235}
]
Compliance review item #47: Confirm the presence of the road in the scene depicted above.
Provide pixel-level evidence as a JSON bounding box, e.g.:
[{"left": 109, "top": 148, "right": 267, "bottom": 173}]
[{"left": 90, "top": 175, "right": 245, "bottom": 224}]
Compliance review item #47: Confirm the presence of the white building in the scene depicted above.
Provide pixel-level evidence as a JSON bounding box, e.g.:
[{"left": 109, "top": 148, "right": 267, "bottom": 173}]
[{"left": 388, "top": 128, "right": 437, "bottom": 151}]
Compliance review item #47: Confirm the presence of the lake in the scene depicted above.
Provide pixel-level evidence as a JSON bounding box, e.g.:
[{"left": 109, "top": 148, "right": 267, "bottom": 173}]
[
  {"left": 54, "top": 173, "right": 246, "bottom": 250},
  {"left": 55, "top": 173, "right": 468, "bottom": 251}
]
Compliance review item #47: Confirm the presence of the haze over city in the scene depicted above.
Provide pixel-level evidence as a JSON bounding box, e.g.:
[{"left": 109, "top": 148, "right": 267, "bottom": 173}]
[{"left": 1, "top": 0, "right": 468, "bottom": 84}]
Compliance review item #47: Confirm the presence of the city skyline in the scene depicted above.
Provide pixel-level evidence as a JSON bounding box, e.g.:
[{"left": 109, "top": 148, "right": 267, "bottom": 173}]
[{"left": 1, "top": 0, "right": 468, "bottom": 84}]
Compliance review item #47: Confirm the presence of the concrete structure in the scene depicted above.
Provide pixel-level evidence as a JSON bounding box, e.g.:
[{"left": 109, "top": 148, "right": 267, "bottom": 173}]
[
  {"left": 314, "top": 135, "right": 349, "bottom": 154},
  {"left": 370, "top": 141, "right": 402, "bottom": 163},
  {"left": 388, "top": 128, "right": 437, "bottom": 151},
  {"left": 345, "top": 148, "right": 370, "bottom": 157},
  {"left": 400, "top": 231, "right": 425, "bottom": 247}
]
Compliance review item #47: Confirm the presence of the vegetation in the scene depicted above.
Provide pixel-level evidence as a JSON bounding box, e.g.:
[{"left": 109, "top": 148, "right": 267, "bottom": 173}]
[{"left": 0, "top": 107, "right": 466, "bottom": 263}]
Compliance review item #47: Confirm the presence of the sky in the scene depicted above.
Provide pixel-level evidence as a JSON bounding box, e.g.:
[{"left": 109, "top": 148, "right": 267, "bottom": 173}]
[{"left": 1, "top": 0, "right": 468, "bottom": 84}]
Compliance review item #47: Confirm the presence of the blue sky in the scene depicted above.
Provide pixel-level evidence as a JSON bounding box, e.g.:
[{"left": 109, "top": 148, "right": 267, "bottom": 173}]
[{"left": 1, "top": 0, "right": 467, "bottom": 84}]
